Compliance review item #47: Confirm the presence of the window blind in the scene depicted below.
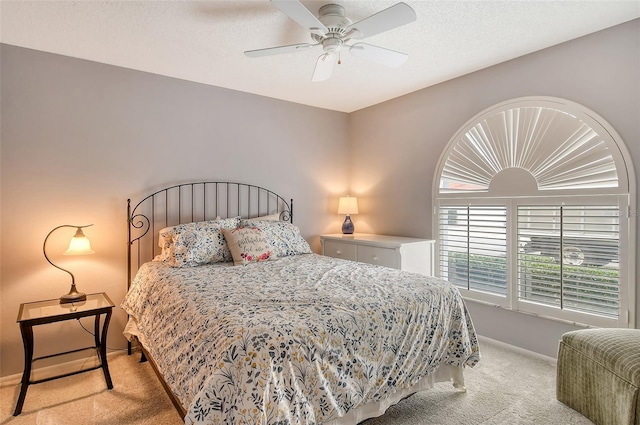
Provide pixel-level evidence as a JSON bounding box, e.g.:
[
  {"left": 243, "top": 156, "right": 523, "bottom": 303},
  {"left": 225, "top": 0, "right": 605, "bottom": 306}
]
[
  {"left": 517, "top": 205, "right": 619, "bottom": 318},
  {"left": 438, "top": 206, "right": 507, "bottom": 296}
]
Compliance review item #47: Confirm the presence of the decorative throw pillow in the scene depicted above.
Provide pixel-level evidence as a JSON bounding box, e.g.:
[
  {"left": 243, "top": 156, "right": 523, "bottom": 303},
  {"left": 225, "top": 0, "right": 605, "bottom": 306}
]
[
  {"left": 222, "top": 227, "right": 274, "bottom": 266},
  {"left": 239, "top": 220, "right": 311, "bottom": 257},
  {"left": 163, "top": 217, "right": 239, "bottom": 267}
]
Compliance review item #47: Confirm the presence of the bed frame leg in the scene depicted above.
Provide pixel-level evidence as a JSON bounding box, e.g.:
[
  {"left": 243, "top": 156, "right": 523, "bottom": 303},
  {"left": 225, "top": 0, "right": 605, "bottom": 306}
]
[
  {"left": 452, "top": 366, "right": 467, "bottom": 392},
  {"left": 140, "top": 351, "right": 147, "bottom": 363}
]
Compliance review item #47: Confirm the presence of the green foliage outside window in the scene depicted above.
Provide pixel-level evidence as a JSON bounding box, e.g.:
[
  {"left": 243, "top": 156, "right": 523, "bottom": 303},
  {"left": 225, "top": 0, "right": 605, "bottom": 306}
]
[{"left": 446, "top": 251, "right": 619, "bottom": 317}]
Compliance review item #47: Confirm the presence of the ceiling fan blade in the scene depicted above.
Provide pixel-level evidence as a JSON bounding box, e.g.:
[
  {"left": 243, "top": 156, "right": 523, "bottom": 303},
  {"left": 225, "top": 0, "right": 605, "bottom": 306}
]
[
  {"left": 312, "top": 53, "right": 336, "bottom": 82},
  {"left": 271, "top": 0, "right": 328, "bottom": 36},
  {"left": 244, "top": 43, "right": 315, "bottom": 58},
  {"left": 346, "top": 2, "right": 416, "bottom": 39},
  {"left": 349, "top": 42, "right": 408, "bottom": 67}
]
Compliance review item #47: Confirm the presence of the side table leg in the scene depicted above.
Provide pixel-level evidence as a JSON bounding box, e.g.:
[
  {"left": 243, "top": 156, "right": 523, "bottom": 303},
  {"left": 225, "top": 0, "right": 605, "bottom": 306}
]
[
  {"left": 14, "top": 323, "right": 33, "bottom": 416},
  {"left": 98, "top": 311, "right": 113, "bottom": 389},
  {"left": 94, "top": 313, "right": 101, "bottom": 349}
]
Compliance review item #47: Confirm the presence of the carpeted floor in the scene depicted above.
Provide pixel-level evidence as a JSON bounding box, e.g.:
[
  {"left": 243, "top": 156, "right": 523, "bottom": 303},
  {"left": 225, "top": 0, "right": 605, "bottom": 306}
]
[{"left": 0, "top": 337, "right": 592, "bottom": 425}]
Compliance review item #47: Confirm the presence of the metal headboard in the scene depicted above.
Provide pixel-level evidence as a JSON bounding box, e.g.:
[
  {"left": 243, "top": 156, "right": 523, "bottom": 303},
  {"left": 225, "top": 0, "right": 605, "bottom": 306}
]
[{"left": 127, "top": 181, "right": 292, "bottom": 290}]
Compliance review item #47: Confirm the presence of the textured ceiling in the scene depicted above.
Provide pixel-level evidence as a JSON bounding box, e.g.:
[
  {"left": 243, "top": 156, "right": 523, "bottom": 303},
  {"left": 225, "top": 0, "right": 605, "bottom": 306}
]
[{"left": 1, "top": 1, "right": 638, "bottom": 112}]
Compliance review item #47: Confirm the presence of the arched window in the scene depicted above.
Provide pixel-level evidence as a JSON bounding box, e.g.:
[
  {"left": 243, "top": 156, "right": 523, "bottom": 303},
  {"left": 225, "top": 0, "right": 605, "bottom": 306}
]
[{"left": 433, "top": 97, "right": 636, "bottom": 328}]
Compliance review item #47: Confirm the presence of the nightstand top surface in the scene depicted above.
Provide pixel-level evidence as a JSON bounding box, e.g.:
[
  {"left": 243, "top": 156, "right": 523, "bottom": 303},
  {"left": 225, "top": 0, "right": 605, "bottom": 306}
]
[
  {"left": 321, "top": 233, "right": 434, "bottom": 245},
  {"left": 17, "top": 292, "right": 114, "bottom": 323}
]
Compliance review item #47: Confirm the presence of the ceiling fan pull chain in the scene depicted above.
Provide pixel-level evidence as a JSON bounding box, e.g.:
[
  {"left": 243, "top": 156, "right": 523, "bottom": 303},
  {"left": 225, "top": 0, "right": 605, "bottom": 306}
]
[{"left": 338, "top": 51, "right": 341, "bottom": 65}]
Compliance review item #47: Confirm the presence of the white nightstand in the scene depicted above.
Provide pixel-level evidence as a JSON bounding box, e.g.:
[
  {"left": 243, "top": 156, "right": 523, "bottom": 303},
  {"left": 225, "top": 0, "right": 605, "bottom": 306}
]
[{"left": 320, "top": 234, "right": 435, "bottom": 276}]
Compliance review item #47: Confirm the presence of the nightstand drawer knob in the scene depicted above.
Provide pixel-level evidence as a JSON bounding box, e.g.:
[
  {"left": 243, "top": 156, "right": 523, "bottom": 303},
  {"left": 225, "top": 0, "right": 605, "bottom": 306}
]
[
  {"left": 336, "top": 250, "right": 342, "bottom": 255},
  {"left": 372, "top": 256, "right": 379, "bottom": 261}
]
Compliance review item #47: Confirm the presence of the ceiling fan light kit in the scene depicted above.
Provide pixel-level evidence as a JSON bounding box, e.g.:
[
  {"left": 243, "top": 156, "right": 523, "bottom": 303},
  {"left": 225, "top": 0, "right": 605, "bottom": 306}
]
[{"left": 244, "top": 0, "right": 417, "bottom": 82}]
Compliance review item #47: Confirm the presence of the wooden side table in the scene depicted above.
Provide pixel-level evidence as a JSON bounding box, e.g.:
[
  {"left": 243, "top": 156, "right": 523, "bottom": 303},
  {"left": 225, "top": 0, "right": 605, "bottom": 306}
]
[{"left": 13, "top": 292, "right": 115, "bottom": 416}]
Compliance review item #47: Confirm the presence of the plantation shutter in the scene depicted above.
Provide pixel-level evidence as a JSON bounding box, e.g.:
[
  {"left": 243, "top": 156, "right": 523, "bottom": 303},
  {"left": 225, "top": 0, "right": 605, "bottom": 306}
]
[
  {"left": 438, "top": 206, "right": 507, "bottom": 296},
  {"left": 517, "top": 205, "right": 620, "bottom": 318},
  {"left": 434, "top": 98, "right": 634, "bottom": 327}
]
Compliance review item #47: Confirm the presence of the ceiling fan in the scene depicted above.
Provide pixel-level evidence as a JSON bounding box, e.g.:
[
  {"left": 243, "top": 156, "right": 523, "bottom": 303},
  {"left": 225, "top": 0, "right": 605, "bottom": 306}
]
[{"left": 244, "top": 0, "right": 417, "bottom": 82}]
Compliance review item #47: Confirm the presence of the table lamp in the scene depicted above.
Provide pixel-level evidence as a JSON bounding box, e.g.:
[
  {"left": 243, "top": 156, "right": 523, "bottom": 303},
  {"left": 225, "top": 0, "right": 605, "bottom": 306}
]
[
  {"left": 338, "top": 196, "right": 358, "bottom": 234},
  {"left": 43, "top": 224, "right": 95, "bottom": 304}
]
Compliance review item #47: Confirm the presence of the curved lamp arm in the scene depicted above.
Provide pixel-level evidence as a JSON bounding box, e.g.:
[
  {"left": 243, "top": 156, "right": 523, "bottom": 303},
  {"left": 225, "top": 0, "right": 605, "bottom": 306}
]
[{"left": 43, "top": 224, "right": 93, "bottom": 303}]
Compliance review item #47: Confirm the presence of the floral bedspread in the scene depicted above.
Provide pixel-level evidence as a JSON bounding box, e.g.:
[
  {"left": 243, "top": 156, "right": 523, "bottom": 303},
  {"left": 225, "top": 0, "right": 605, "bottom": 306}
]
[{"left": 121, "top": 254, "right": 480, "bottom": 425}]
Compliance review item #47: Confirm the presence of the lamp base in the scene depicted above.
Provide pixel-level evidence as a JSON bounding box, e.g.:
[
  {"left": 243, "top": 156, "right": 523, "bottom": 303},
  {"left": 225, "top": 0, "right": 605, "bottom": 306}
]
[
  {"left": 341, "top": 215, "right": 354, "bottom": 235},
  {"left": 60, "top": 285, "right": 87, "bottom": 304}
]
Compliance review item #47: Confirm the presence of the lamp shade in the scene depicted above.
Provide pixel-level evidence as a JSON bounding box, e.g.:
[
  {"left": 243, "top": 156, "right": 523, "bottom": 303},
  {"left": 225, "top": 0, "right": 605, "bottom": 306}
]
[
  {"left": 64, "top": 228, "right": 95, "bottom": 255},
  {"left": 338, "top": 197, "right": 359, "bottom": 215}
]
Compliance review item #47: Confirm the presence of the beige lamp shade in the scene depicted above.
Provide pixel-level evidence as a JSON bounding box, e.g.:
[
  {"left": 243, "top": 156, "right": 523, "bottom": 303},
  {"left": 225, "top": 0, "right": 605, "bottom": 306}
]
[
  {"left": 338, "top": 196, "right": 359, "bottom": 215},
  {"left": 63, "top": 228, "right": 95, "bottom": 255}
]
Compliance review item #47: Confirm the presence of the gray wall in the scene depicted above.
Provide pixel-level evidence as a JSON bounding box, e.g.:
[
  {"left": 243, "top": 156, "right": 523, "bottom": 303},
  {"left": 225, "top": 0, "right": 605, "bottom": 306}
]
[
  {"left": 349, "top": 19, "right": 640, "bottom": 357},
  {"left": 0, "top": 44, "right": 350, "bottom": 377}
]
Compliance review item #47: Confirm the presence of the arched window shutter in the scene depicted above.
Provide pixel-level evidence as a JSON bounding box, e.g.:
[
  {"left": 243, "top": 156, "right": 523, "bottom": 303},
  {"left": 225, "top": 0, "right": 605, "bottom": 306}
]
[
  {"left": 434, "top": 97, "right": 635, "bottom": 328},
  {"left": 438, "top": 98, "right": 629, "bottom": 195}
]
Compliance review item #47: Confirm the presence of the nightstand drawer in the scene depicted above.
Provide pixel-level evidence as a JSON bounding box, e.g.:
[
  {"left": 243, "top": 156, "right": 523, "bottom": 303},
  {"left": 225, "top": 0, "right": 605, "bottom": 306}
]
[
  {"left": 323, "top": 240, "right": 357, "bottom": 261},
  {"left": 356, "top": 245, "right": 398, "bottom": 268}
]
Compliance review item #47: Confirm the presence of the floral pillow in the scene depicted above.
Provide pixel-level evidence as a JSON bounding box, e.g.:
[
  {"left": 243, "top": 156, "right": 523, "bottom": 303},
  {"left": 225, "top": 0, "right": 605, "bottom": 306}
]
[
  {"left": 239, "top": 220, "right": 311, "bottom": 257},
  {"left": 158, "top": 216, "right": 222, "bottom": 249},
  {"left": 162, "top": 217, "right": 239, "bottom": 267},
  {"left": 222, "top": 227, "right": 274, "bottom": 266}
]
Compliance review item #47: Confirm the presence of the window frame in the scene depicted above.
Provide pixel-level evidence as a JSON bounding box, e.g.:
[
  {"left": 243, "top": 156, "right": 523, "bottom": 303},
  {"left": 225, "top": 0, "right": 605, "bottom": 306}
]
[{"left": 433, "top": 97, "right": 636, "bottom": 328}]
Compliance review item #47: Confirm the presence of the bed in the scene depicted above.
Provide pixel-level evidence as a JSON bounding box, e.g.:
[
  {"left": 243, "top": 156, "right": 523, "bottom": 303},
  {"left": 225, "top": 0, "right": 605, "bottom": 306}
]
[{"left": 122, "top": 181, "right": 480, "bottom": 425}]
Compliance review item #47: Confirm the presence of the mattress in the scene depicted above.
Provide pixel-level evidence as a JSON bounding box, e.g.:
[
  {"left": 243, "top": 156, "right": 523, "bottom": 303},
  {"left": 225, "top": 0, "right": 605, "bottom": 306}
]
[{"left": 121, "top": 253, "right": 480, "bottom": 425}]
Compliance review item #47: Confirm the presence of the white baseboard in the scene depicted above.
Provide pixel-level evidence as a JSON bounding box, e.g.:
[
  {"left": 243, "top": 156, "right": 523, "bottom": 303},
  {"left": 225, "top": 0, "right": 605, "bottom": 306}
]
[
  {"left": 0, "top": 351, "right": 123, "bottom": 387},
  {"left": 478, "top": 334, "right": 557, "bottom": 364}
]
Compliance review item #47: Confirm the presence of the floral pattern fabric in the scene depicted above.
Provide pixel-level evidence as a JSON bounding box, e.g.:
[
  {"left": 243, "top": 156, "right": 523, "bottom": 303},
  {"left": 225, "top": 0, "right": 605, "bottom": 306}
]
[
  {"left": 161, "top": 217, "right": 240, "bottom": 267},
  {"left": 239, "top": 220, "right": 312, "bottom": 257},
  {"left": 121, "top": 254, "right": 480, "bottom": 425}
]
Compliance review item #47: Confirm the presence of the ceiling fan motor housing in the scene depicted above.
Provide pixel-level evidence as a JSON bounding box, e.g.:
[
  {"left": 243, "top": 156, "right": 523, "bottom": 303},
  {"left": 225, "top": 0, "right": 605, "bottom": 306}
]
[{"left": 311, "top": 3, "right": 352, "bottom": 52}]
